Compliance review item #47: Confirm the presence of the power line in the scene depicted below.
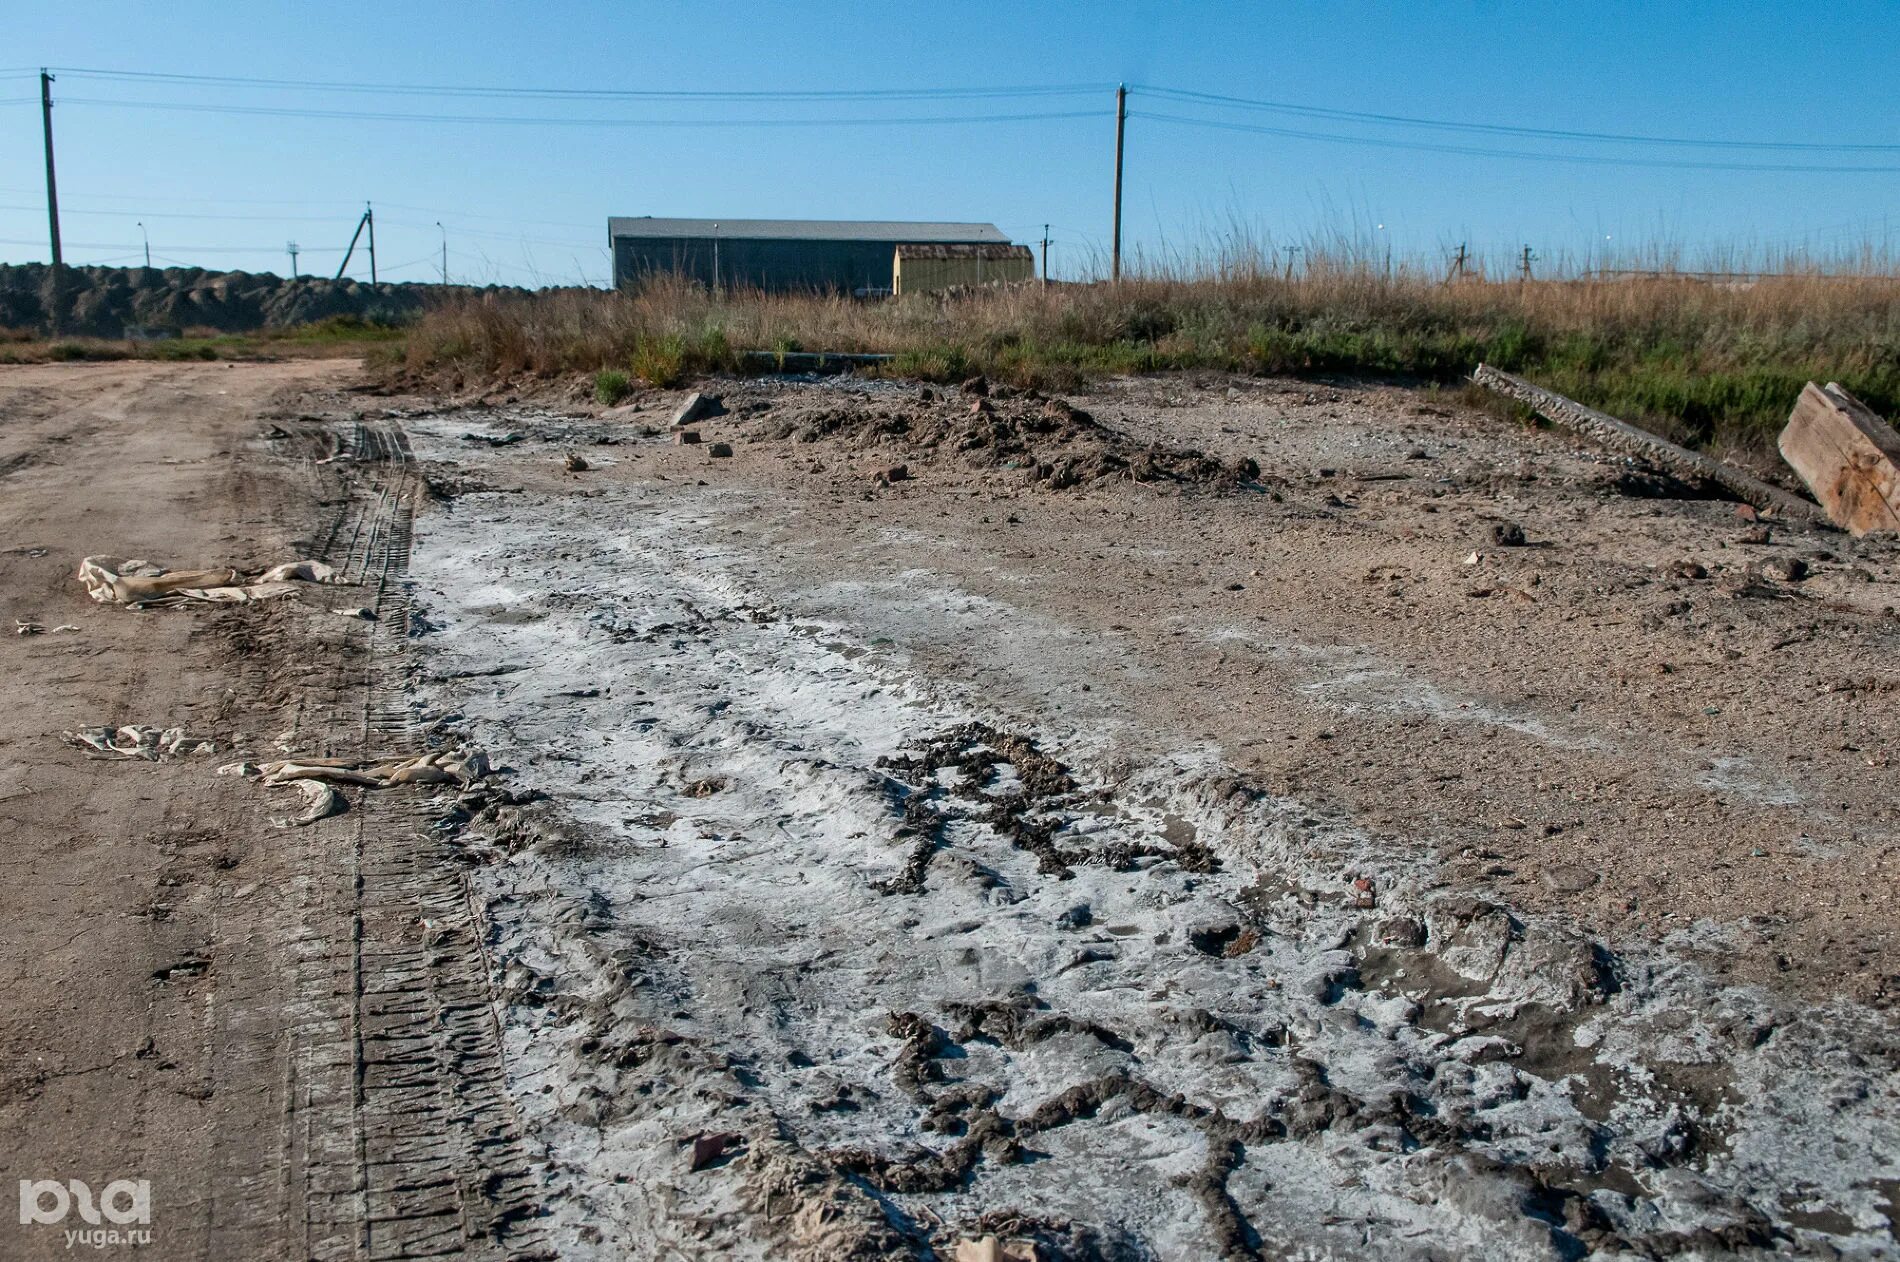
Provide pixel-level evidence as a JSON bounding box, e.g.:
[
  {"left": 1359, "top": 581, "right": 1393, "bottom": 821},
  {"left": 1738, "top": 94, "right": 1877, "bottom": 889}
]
[
  {"left": 58, "top": 96, "right": 1103, "bottom": 128},
  {"left": 0, "top": 235, "right": 347, "bottom": 254},
  {"left": 40, "top": 66, "right": 1897, "bottom": 156},
  {"left": 378, "top": 202, "right": 605, "bottom": 232},
  {"left": 1130, "top": 111, "right": 1900, "bottom": 174},
  {"left": 54, "top": 67, "right": 1108, "bottom": 102},
  {"left": 0, "top": 185, "right": 363, "bottom": 208},
  {"left": 1133, "top": 85, "right": 1900, "bottom": 155},
  {"left": 0, "top": 201, "right": 362, "bottom": 222}
]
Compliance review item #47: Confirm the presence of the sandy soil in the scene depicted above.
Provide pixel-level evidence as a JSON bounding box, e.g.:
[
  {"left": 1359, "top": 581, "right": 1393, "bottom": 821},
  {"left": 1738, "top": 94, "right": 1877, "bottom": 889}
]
[
  {"left": 0, "top": 360, "right": 540, "bottom": 1261},
  {"left": 3, "top": 359, "right": 1897, "bottom": 1260}
]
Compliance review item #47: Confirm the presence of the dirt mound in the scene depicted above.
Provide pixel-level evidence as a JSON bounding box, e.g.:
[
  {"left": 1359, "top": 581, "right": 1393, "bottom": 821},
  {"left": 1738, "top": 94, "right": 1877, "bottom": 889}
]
[{"left": 751, "top": 384, "right": 1259, "bottom": 490}]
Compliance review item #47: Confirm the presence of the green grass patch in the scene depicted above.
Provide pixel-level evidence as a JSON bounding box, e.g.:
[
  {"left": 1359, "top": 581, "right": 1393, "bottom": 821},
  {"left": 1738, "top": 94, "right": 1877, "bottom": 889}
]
[{"left": 594, "top": 368, "right": 633, "bottom": 405}]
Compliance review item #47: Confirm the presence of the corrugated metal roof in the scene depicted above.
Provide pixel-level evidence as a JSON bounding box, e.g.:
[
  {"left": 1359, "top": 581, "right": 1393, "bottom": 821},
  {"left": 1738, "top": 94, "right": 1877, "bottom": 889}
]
[
  {"left": 895, "top": 243, "right": 1033, "bottom": 260},
  {"left": 608, "top": 217, "right": 1008, "bottom": 243}
]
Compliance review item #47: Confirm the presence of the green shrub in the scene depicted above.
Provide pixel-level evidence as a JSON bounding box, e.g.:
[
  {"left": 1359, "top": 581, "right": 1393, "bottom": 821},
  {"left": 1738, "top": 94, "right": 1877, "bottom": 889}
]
[
  {"left": 630, "top": 335, "right": 686, "bottom": 387},
  {"left": 594, "top": 368, "right": 633, "bottom": 405}
]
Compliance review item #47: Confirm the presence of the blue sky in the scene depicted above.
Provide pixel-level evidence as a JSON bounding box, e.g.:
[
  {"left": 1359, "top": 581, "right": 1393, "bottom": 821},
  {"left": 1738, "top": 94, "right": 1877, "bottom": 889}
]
[{"left": 3, "top": 1, "right": 1898, "bottom": 285}]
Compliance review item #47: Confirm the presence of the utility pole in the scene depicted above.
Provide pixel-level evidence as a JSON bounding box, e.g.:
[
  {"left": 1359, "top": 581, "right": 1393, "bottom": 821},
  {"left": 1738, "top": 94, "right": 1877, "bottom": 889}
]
[
  {"left": 1520, "top": 244, "right": 1535, "bottom": 280},
  {"left": 1445, "top": 242, "right": 1467, "bottom": 284},
  {"left": 39, "top": 69, "right": 62, "bottom": 332},
  {"left": 138, "top": 222, "right": 150, "bottom": 268},
  {"left": 366, "top": 203, "right": 377, "bottom": 283},
  {"left": 336, "top": 205, "right": 371, "bottom": 280},
  {"left": 1040, "top": 223, "right": 1050, "bottom": 289},
  {"left": 437, "top": 221, "right": 447, "bottom": 285},
  {"left": 286, "top": 241, "right": 299, "bottom": 277},
  {"left": 1111, "top": 83, "right": 1126, "bottom": 283},
  {"left": 1282, "top": 245, "right": 1301, "bottom": 280}
]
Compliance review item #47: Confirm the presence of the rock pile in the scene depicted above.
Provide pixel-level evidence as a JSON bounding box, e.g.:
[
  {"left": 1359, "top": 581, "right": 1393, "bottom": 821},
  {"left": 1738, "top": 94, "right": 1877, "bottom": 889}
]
[{"left": 0, "top": 262, "right": 529, "bottom": 337}]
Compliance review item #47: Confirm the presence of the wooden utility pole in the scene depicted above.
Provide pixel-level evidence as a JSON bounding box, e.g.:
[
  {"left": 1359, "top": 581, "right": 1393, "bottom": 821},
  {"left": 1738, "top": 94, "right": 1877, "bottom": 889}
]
[
  {"left": 1111, "top": 84, "right": 1126, "bottom": 282},
  {"left": 1040, "top": 223, "right": 1050, "bottom": 289},
  {"left": 336, "top": 206, "right": 371, "bottom": 280},
  {"left": 437, "top": 222, "right": 448, "bottom": 284},
  {"left": 1520, "top": 244, "right": 1534, "bottom": 280},
  {"left": 1445, "top": 243, "right": 1467, "bottom": 284},
  {"left": 366, "top": 203, "right": 377, "bottom": 283},
  {"left": 39, "top": 69, "right": 62, "bottom": 332}
]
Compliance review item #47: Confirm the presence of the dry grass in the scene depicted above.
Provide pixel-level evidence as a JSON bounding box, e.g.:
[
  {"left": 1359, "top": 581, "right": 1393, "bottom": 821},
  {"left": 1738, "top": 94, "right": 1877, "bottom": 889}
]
[{"left": 396, "top": 265, "right": 1900, "bottom": 452}]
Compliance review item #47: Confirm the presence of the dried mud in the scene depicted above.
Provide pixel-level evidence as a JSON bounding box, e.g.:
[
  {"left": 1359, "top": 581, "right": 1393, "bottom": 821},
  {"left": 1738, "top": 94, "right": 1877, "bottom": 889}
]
[{"left": 381, "top": 383, "right": 1900, "bottom": 1260}]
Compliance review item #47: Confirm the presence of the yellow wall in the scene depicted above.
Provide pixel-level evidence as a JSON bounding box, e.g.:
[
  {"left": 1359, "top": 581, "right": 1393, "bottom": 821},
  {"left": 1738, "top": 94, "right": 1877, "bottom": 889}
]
[{"left": 894, "top": 253, "right": 1035, "bottom": 295}]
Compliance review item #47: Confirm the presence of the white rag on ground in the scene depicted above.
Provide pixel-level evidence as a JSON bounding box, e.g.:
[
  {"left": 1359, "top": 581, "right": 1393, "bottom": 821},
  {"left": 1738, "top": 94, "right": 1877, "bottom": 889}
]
[
  {"left": 63, "top": 725, "right": 217, "bottom": 760},
  {"left": 78, "top": 556, "right": 339, "bottom": 607},
  {"left": 219, "top": 747, "right": 491, "bottom": 827}
]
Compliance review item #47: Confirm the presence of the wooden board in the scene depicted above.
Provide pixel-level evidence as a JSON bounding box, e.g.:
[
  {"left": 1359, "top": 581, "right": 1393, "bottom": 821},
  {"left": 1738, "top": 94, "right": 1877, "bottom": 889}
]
[
  {"left": 1779, "top": 381, "right": 1900, "bottom": 536},
  {"left": 1470, "top": 365, "right": 1826, "bottom": 523}
]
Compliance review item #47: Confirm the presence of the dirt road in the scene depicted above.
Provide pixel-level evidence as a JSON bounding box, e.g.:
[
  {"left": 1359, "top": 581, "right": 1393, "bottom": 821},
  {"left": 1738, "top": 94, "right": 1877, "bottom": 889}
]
[
  {"left": 2, "top": 360, "right": 1896, "bottom": 1260},
  {"left": 0, "top": 361, "right": 540, "bottom": 1261}
]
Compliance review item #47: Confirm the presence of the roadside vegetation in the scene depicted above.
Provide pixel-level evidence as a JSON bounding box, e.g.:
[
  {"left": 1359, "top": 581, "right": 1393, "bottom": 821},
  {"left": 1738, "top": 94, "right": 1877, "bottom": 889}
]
[
  {"left": 394, "top": 264, "right": 1900, "bottom": 453},
  {"left": 0, "top": 314, "right": 405, "bottom": 365}
]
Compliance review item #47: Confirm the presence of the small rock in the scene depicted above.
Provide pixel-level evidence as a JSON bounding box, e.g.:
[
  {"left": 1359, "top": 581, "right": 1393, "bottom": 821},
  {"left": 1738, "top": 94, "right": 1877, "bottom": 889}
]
[
  {"left": 1489, "top": 521, "right": 1527, "bottom": 547},
  {"left": 919, "top": 386, "right": 936, "bottom": 403},
  {"left": 1541, "top": 864, "right": 1599, "bottom": 893},
  {"left": 1737, "top": 525, "right": 1772, "bottom": 545},
  {"left": 1668, "top": 559, "right": 1708, "bottom": 580},
  {"left": 686, "top": 1131, "right": 742, "bottom": 1172},
  {"left": 671, "top": 392, "right": 726, "bottom": 429},
  {"left": 1379, "top": 916, "right": 1428, "bottom": 949},
  {"left": 674, "top": 430, "right": 701, "bottom": 445},
  {"left": 1055, "top": 903, "right": 1092, "bottom": 930},
  {"left": 970, "top": 398, "right": 994, "bottom": 416},
  {"left": 1765, "top": 557, "right": 1809, "bottom": 583},
  {"left": 873, "top": 464, "right": 910, "bottom": 485},
  {"left": 563, "top": 451, "right": 590, "bottom": 472},
  {"left": 958, "top": 374, "right": 989, "bottom": 397},
  {"left": 707, "top": 442, "right": 734, "bottom": 458}
]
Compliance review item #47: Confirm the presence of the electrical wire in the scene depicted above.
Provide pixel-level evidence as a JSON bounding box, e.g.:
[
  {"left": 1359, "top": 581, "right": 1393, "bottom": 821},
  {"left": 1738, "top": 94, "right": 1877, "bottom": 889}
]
[
  {"left": 1131, "top": 111, "right": 1900, "bottom": 175},
  {"left": 54, "top": 67, "right": 1108, "bottom": 102},
  {"left": 0, "top": 235, "right": 344, "bottom": 253},
  {"left": 43, "top": 67, "right": 1894, "bottom": 157},
  {"left": 57, "top": 96, "right": 1103, "bottom": 128},
  {"left": 1133, "top": 85, "right": 1900, "bottom": 155},
  {"left": 0, "top": 201, "right": 363, "bottom": 222}
]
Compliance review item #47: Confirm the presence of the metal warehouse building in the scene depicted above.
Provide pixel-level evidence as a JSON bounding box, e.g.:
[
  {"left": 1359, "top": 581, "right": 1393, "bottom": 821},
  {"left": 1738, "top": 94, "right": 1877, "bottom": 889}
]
[{"left": 608, "top": 217, "right": 1013, "bottom": 294}]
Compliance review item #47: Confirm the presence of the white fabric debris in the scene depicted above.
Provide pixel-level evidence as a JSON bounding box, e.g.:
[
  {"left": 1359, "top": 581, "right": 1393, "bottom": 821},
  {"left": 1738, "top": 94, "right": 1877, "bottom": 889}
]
[
  {"left": 220, "top": 746, "right": 489, "bottom": 827},
  {"left": 272, "top": 779, "right": 340, "bottom": 828},
  {"left": 15, "top": 620, "right": 78, "bottom": 635},
  {"left": 62, "top": 725, "right": 218, "bottom": 761},
  {"left": 251, "top": 747, "right": 490, "bottom": 789},
  {"left": 78, "top": 556, "right": 339, "bottom": 607}
]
